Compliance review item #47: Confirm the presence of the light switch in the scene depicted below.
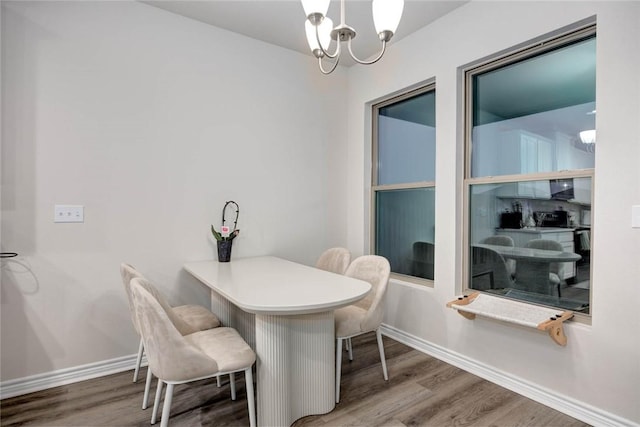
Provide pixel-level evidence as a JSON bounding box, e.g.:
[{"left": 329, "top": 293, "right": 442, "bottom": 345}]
[
  {"left": 54, "top": 205, "right": 84, "bottom": 223},
  {"left": 633, "top": 205, "right": 640, "bottom": 228}
]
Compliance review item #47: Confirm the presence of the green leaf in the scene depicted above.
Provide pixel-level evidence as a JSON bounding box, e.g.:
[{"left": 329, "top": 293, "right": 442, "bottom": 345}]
[{"left": 210, "top": 225, "right": 223, "bottom": 241}]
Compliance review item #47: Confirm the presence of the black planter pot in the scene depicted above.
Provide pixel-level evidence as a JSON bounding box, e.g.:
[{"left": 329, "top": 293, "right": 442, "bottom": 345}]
[{"left": 217, "top": 240, "right": 233, "bottom": 262}]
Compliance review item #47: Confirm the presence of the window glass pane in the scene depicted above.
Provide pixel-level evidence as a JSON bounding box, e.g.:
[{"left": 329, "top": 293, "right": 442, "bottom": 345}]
[
  {"left": 468, "top": 179, "right": 591, "bottom": 314},
  {"left": 377, "top": 91, "right": 436, "bottom": 185},
  {"left": 375, "top": 188, "right": 435, "bottom": 279},
  {"left": 471, "top": 37, "right": 596, "bottom": 178}
]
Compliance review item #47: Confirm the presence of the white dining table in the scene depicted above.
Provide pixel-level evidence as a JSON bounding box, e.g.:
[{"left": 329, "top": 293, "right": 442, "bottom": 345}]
[
  {"left": 183, "top": 256, "right": 371, "bottom": 427},
  {"left": 473, "top": 243, "right": 582, "bottom": 294},
  {"left": 473, "top": 243, "right": 582, "bottom": 263}
]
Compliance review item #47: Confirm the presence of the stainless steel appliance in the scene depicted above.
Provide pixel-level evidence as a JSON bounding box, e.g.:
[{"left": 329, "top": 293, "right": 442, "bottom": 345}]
[
  {"left": 500, "top": 211, "right": 523, "bottom": 229},
  {"left": 550, "top": 178, "right": 575, "bottom": 200},
  {"left": 533, "top": 210, "right": 569, "bottom": 228}
]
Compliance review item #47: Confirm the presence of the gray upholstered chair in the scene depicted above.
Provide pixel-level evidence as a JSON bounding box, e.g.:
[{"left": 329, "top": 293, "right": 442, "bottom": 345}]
[
  {"left": 120, "top": 263, "right": 221, "bottom": 409},
  {"left": 523, "top": 239, "right": 564, "bottom": 296},
  {"left": 480, "top": 235, "right": 514, "bottom": 246},
  {"left": 480, "top": 235, "right": 516, "bottom": 278},
  {"left": 130, "top": 278, "right": 256, "bottom": 427},
  {"left": 471, "top": 242, "right": 516, "bottom": 291},
  {"left": 315, "top": 247, "right": 351, "bottom": 275},
  {"left": 334, "top": 255, "right": 391, "bottom": 403},
  {"left": 411, "top": 241, "right": 434, "bottom": 280}
]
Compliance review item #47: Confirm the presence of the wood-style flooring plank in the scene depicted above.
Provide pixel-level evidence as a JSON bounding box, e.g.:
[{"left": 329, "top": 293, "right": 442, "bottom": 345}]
[{"left": 1, "top": 334, "right": 590, "bottom": 427}]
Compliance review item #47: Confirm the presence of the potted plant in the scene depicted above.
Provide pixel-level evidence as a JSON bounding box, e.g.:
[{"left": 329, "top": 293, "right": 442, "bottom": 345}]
[{"left": 211, "top": 201, "right": 239, "bottom": 262}]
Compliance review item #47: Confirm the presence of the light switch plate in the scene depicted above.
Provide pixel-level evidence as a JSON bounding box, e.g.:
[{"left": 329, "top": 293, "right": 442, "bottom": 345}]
[
  {"left": 633, "top": 205, "right": 640, "bottom": 228},
  {"left": 54, "top": 205, "right": 84, "bottom": 223}
]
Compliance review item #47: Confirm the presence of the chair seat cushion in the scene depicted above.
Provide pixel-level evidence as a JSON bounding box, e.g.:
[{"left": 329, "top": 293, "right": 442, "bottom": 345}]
[
  {"left": 186, "top": 327, "right": 255, "bottom": 373},
  {"left": 335, "top": 305, "right": 367, "bottom": 338},
  {"left": 174, "top": 304, "right": 221, "bottom": 331}
]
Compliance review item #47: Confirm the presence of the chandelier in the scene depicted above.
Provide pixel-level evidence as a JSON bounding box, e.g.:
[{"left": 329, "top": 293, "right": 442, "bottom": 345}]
[{"left": 301, "top": 0, "right": 405, "bottom": 74}]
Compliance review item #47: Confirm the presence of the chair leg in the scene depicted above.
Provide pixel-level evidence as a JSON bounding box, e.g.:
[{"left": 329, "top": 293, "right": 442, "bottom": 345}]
[
  {"left": 142, "top": 367, "right": 153, "bottom": 409},
  {"left": 230, "top": 372, "right": 236, "bottom": 400},
  {"left": 347, "top": 337, "right": 353, "bottom": 361},
  {"left": 217, "top": 375, "right": 222, "bottom": 387},
  {"left": 245, "top": 368, "right": 256, "bottom": 427},
  {"left": 134, "top": 338, "right": 144, "bottom": 382},
  {"left": 151, "top": 380, "right": 163, "bottom": 425},
  {"left": 335, "top": 337, "right": 343, "bottom": 403},
  {"left": 159, "top": 383, "right": 174, "bottom": 427},
  {"left": 376, "top": 329, "right": 388, "bottom": 381}
]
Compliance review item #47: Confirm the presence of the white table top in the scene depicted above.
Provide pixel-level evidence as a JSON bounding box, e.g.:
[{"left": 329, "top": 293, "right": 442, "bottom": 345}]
[
  {"left": 474, "top": 244, "right": 582, "bottom": 262},
  {"left": 184, "top": 256, "right": 372, "bottom": 315}
]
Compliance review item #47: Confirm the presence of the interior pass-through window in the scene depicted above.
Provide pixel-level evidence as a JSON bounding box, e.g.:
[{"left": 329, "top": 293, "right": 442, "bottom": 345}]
[
  {"left": 372, "top": 85, "right": 436, "bottom": 285},
  {"left": 464, "top": 25, "right": 595, "bottom": 316}
]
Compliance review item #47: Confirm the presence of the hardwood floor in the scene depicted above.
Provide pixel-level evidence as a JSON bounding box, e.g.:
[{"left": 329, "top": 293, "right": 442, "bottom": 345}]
[{"left": 1, "top": 334, "right": 590, "bottom": 427}]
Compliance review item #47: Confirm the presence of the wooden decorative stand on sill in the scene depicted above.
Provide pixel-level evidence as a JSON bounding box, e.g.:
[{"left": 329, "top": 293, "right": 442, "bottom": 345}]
[{"left": 446, "top": 292, "right": 573, "bottom": 346}]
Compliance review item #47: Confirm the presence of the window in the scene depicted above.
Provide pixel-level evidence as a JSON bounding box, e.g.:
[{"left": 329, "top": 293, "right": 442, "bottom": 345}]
[
  {"left": 372, "top": 85, "right": 436, "bottom": 283},
  {"left": 464, "top": 25, "right": 595, "bottom": 315}
]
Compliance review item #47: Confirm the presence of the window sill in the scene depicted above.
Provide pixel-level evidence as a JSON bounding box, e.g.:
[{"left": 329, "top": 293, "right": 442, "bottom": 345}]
[{"left": 389, "top": 273, "right": 434, "bottom": 289}]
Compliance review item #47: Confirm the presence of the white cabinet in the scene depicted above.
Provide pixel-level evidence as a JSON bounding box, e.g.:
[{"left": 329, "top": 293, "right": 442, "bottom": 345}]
[
  {"left": 495, "top": 130, "right": 553, "bottom": 199},
  {"left": 499, "top": 130, "right": 554, "bottom": 176},
  {"left": 495, "top": 228, "right": 576, "bottom": 280},
  {"left": 497, "top": 181, "right": 550, "bottom": 199}
]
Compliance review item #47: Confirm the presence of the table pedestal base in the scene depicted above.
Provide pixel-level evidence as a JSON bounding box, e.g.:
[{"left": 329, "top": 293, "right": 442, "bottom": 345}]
[
  {"left": 210, "top": 292, "right": 335, "bottom": 426},
  {"left": 256, "top": 312, "right": 335, "bottom": 426}
]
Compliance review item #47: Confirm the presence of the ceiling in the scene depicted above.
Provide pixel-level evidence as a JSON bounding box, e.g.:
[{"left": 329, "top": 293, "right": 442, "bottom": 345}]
[
  {"left": 474, "top": 36, "right": 596, "bottom": 138},
  {"left": 142, "top": 0, "right": 469, "bottom": 66},
  {"left": 141, "top": 1, "right": 595, "bottom": 139}
]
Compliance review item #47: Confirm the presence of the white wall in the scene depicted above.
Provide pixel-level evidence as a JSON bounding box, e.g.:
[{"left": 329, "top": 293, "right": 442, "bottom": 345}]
[
  {"left": 1, "top": 1, "right": 348, "bottom": 381},
  {"left": 346, "top": 1, "right": 639, "bottom": 424}
]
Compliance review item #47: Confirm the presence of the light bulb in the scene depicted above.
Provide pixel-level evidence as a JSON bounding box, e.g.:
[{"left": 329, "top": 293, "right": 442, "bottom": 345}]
[
  {"left": 372, "top": 0, "right": 404, "bottom": 36},
  {"left": 305, "top": 17, "right": 333, "bottom": 57},
  {"left": 301, "top": 0, "right": 330, "bottom": 20},
  {"left": 579, "top": 129, "right": 596, "bottom": 144}
]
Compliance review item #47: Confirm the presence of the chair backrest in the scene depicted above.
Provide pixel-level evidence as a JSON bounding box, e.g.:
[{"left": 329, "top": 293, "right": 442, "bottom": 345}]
[
  {"left": 411, "top": 241, "right": 434, "bottom": 280},
  {"left": 471, "top": 246, "right": 515, "bottom": 290},
  {"left": 479, "top": 236, "right": 516, "bottom": 278},
  {"left": 525, "top": 239, "right": 563, "bottom": 275},
  {"left": 120, "top": 263, "right": 145, "bottom": 334},
  {"left": 120, "top": 263, "right": 198, "bottom": 335},
  {"left": 316, "top": 248, "right": 351, "bottom": 275},
  {"left": 130, "top": 278, "right": 219, "bottom": 381},
  {"left": 480, "top": 235, "right": 514, "bottom": 247},
  {"left": 344, "top": 255, "right": 391, "bottom": 333}
]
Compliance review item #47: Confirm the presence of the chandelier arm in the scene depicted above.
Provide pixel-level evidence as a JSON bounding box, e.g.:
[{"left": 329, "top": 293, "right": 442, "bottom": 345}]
[
  {"left": 318, "top": 53, "right": 340, "bottom": 75},
  {"left": 347, "top": 38, "right": 387, "bottom": 65},
  {"left": 316, "top": 22, "right": 340, "bottom": 59}
]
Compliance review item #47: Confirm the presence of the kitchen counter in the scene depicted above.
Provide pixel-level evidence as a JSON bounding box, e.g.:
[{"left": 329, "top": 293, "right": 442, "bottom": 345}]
[{"left": 496, "top": 227, "right": 576, "bottom": 233}]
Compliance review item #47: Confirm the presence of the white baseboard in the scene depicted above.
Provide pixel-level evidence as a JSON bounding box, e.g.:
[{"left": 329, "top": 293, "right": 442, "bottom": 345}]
[
  {"left": 381, "top": 324, "right": 639, "bottom": 427},
  {"left": 0, "top": 354, "right": 145, "bottom": 400}
]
